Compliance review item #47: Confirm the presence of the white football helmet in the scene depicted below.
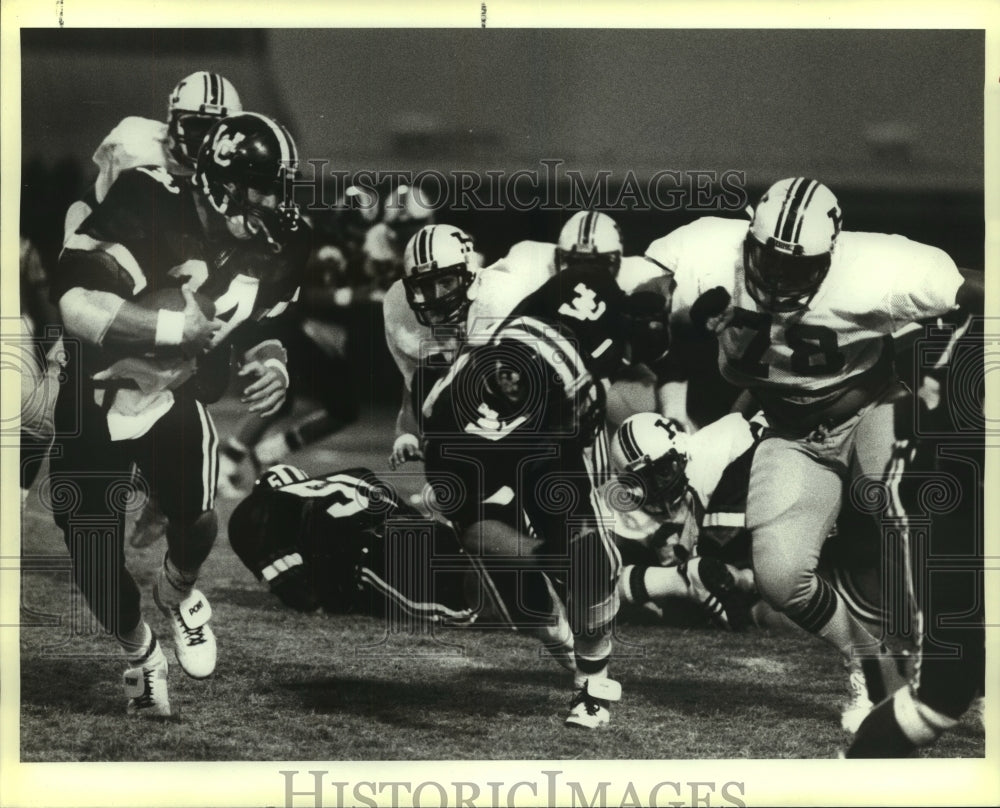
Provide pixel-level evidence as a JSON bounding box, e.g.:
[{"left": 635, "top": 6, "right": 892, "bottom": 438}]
[
  {"left": 556, "top": 211, "right": 623, "bottom": 276},
  {"left": 402, "top": 224, "right": 477, "bottom": 326},
  {"left": 610, "top": 412, "right": 690, "bottom": 517},
  {"left": 744, "top": 177, "right": 842, "bottom": 312},
  {"left": 167, "top": 71, "right": 243, "bottom": 169}
]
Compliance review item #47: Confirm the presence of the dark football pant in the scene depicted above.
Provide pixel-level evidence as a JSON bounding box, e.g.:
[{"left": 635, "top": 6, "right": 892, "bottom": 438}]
[{"left": 50, "top": 378, "right": 219, "bottom": 636}]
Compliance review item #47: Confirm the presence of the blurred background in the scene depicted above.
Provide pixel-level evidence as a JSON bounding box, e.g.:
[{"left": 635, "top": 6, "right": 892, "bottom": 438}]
[{"left": 20, "top": 27, "right": 985, "bottom": 403}]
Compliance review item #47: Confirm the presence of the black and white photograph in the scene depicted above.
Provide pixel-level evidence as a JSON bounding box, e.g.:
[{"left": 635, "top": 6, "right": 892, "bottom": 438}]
[{"left": 2, "top": 1, "right": 997, "bottom": 806}]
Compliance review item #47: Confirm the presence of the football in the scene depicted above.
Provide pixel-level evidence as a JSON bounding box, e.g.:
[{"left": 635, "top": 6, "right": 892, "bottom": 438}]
[{"left": 134, "top": 286, "right": 216, "bottom": 319}]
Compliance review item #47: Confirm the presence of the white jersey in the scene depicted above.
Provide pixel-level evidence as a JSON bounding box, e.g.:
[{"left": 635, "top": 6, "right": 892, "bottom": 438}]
[
  {"left": 383, "top": 243, "right": 550, "bottom": 391},
  {"left": 63, "top": 116, "right": 186, "bottom": 245},
  {"left": 646, "top": 216, "right": 964, "bottom": 413},
  {"left": 605, "top": 412, "right": 756, "bottom": 547}
]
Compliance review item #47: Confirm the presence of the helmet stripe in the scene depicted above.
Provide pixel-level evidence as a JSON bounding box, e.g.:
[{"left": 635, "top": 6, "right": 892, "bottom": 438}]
[
  {"left": 619, "top": 419, "right": 642, "bottom": 464},
  {"left": 208, "top": 73, "right": 219, "bottom": 106},
  {"left": 778, "top": 178, "right": 817, "bottom": 244},
  {"left": 773, "top": 177, "right": 804, "bottom": 241},
  {"left": 791, "top": 179, "right": 821, "bottom": 244},
  {"left": 417, "top": 226, "right": 430, "bottom": 266},
  {"left": 202, "top": 72, "right": 210, "bottom": 106}
]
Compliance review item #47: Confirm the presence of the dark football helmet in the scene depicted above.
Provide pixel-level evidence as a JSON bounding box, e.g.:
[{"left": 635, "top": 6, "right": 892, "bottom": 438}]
[{"left": 194, "top": 112, "right": 301, "bottom": 253}]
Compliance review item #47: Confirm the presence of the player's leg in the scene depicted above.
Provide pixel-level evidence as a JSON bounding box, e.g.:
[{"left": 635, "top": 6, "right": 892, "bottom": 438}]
[
  {"left": 140, "top": 391, "right": 220, "bottom": 679},
  {"left": 49, "top": 388, "right": 170, "bottom": 715},
  {"left": 748, "top": 437, "right": 886, "bottom": 657}
]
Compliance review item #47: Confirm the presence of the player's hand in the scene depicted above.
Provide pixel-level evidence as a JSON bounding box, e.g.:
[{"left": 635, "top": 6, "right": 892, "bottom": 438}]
[
  {"left": 239, "top": 359, "right": 289, "bottom": 417},
  {"left": 689, "top": 286, "right": 733, "bottom": 335},
  {"left": 180, "top": 286, "right": 222, "bottom": 355},
  {"left": 389, "top": 432, "right": 424, "bottom": 469}
]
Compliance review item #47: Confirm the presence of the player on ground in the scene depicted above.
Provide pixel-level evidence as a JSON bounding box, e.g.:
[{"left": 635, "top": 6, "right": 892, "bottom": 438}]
[
  {"left": 646, "top": 177, "right": 984, "bottom": 733},
  {"left": 51, "top": 112, "right": 306, "bottom": 717},
  {"left": 608, "top": 411, "right": 758, "bottom": 629}
]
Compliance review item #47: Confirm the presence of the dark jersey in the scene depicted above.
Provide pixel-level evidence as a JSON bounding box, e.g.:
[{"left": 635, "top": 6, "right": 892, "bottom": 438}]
[
  {"left": 54, "top": 166, "right": 309, "bottom": 429},
  {"left": 418, "top": 264, "right": 628, "bottom": 534},
  {"left": 228, "top": 467, "right": 478, "bottom": 624}
]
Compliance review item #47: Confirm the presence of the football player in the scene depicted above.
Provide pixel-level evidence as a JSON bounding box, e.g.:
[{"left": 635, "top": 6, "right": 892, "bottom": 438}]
[
  {"left": 228, "top": 463, "right": 577, "bottom": 670},
  {"left": 50, "top": 111, "right": 307, "bottom": 717},
  {"left": 63, "top": 71, "right": 242, "bottom": 244},
  {"left": 645, "top": 177, "right": 983, "bottom": 732},
  {"left": 608, "top": 412, "right": 759, "bottom": 629},
  {"left": 845, "top": 316, "right": 984, "bottom": 756},
  {"left": 417, "top": 258, "right": 669, "bottom": 728},
  {"left": 608, "top": 410, "right": 904, "bottom": 731}
]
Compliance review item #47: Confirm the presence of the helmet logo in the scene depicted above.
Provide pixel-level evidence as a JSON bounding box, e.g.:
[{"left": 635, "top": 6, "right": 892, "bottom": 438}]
[
  {"left": 558, "top": 283, "right": 606, "bottom": 322},
  {"left": 212, "top": 129, "right": 247, "bottom": 167},
  {"left": 449, "top": 230, "right": 475, "bottom": 252}
]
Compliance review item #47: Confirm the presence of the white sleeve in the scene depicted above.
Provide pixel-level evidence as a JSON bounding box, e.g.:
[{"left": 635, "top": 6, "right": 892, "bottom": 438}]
[
  {"left": 887, "top": 241, "right": 963, "bottom": 327},
  {"left": 383, "top": 281, "right": 419, "bottom": 389},
  {"left": 92, "top": 117, "right": 170, "bottom": 203}
]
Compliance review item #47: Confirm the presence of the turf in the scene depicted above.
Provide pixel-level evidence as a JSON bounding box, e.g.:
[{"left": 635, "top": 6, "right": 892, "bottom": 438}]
[{"left": 17, "top": 404, "right": 985, "bottom": 762}]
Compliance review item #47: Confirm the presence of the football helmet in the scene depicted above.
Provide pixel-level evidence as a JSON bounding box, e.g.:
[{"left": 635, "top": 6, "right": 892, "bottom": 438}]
[
  {"left": 194, "top": 112, "right": 301, "bottom": 253},
  {"left": 167, "top": 71, "right": 243, "bottom": 169},
  {"left": 402, "top": 224, "right": 477, "bottom": 326},
  {"left": 744, "top": 177, "right": 842, "bottom": 312},
  {"left": 555, "top": 211, "right": 623, "bottom": 277},
  {"left": 610, "top": 412, "right": 690, "bottom": 517},
  {"left": 258, "top": 464, "right": 310, "bottom": 490}
]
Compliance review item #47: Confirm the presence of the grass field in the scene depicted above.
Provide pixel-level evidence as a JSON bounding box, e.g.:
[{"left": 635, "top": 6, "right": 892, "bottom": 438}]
[{"left": 17, "top": 401, "right": 985, "bottom": 762}]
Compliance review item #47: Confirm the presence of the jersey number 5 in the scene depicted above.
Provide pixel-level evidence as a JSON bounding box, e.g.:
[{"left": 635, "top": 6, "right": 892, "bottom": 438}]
[{"left": 730, "top": 308, "right": 845, "bottom": 377}]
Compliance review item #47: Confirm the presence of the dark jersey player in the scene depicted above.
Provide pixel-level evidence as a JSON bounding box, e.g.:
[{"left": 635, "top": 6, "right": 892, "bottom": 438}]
[
  {"left": 418, "top": 261, "right": 670, "bottom": 728},
  {"left": 50, "top": 112, "right": 307, "bottom": 718},
  {"left": 228, "top": 464, "right": 479, "bottom": 625}
]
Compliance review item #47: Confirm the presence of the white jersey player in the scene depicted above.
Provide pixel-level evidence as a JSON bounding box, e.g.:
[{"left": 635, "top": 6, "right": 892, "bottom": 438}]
[
  {"left": 646, "top": 177, "right": 983, "bottom": 730},
  {"left": 605, "top": 411, "right": 758, "bottom": 629},
  {"left": 63, "top": 71, "right": 242, "bottom": 244}
]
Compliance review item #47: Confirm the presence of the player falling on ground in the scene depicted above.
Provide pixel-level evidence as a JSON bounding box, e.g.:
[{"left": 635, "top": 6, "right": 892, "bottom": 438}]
[
  {"left": 608, "top": 411, "right": 759, "bottom": 630},
  {"left": 608, "top": 410, "right": 904, "bottom": 731},
  {"left": 51, "top": 111, "right": 307, "bottom": 717},
  {"left": 646, "top": 177, "right": 984, "bottom": 738},
  {"left": 418, "top": 258, "right": 672, "bottom": 728},
  {"left": 228, "top": 464, "right": 481, "bottom": 624}
]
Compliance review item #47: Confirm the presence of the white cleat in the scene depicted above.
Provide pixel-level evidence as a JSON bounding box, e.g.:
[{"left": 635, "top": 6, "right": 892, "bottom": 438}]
[
  {"left": 154, "top": 585, "right": 217, "bottom": 679},
  {"left": 565, "top": 677, "right": 622, "bottom": 729},
  {"left": 124, "top": 636, "right": 171, "bottom": 718}
]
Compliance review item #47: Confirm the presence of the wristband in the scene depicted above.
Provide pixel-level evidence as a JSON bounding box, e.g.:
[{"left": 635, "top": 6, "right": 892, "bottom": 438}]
[{"left": 155, "top": 309, "right": 185, "bottom": 346}]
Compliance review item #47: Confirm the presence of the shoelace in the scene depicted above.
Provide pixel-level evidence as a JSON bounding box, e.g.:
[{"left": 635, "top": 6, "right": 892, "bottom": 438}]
[
  {"left": 134, "top": 669, "right": 156, "bottom": 708},
  {"left": 569, "top": 688, "right": 603, "bottom": 716},
  {"left": 173, "top": 608, "right": 208, "bottom": 646}
]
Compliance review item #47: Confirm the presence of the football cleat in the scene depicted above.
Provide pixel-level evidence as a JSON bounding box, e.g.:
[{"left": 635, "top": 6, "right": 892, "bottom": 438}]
[
  {"left": 679, "top": 556, "right": 750, "bottom": 631},
  {"left": 565, "top": 677, "right": 622, "bottom": 729},
  {"left": 154, "top": 585, "right": 217, "bottom": 679},
  {"left": 123, "top": 636, "right": 171, "bottom": 717},
  {"left": 840, "top": 660, "right": 873, "bottom": 733}
]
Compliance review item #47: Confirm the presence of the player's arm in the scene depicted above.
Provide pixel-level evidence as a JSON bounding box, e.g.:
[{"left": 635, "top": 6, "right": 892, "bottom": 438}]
[{"left": 55, "top": 251, "right": 219, "bottom": 355}]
